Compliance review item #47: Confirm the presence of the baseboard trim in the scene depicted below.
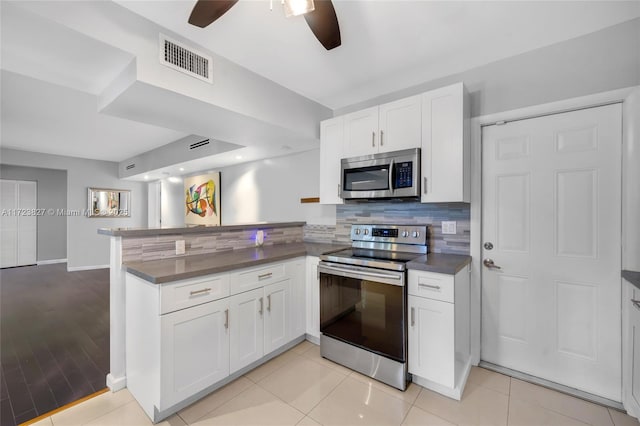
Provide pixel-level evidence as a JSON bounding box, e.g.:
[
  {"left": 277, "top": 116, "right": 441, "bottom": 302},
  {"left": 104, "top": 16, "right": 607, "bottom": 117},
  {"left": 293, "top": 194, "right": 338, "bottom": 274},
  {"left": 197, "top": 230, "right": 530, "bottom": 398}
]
[
  {"left": 67, "top": 264, "right": 109, "bottom": 272},
  {"left": 37, "top": 258, "right": 67, "bottom": 265},
  {"left": 479, "top": 361, "right": 624, "bottom": 410},
  {"left": 106, "top": 373, "right": 126, "bottom": 392}
]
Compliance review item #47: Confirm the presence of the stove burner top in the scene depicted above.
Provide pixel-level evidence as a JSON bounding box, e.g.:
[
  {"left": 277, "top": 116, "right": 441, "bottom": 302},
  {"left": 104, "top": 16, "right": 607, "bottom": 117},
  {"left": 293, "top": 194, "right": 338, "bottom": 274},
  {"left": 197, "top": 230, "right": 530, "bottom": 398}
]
[{"left": 320, "top": 224, "right": 429, "bottom": 271}]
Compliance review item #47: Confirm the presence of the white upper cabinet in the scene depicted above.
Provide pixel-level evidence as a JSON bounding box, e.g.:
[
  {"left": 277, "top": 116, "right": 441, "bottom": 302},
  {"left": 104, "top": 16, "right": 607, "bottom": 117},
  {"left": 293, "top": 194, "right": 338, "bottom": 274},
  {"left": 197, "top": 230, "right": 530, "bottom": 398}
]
[
  {"left": 319, "top": 116, "right": 344, "bottom": 205},
  {"left": 343, "top": 106, "right": 379, "bottom": 157},
  {"left": 343, "top": 97, "right": 422, "bottom": 158},
  {"left": 320, "top": 82, "right": 468, "bottom": 204},
  {"left": 421, "top": 82, "right": 469, "bottom": 203},
  {"left": 378, "top": 95, "right": 422, "bottom": 153}
]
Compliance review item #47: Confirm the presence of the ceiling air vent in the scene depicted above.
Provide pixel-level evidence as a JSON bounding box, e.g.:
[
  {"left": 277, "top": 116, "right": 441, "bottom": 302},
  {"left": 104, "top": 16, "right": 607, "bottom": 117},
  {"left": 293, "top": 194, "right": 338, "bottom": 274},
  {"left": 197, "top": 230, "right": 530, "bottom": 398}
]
[
  {"left": 159, "top": 34, "right": 213, "bottom": 83},
  {"left": 189, "top": 139, "right": 210, "bottom": 150},
  {"left": 125, "top": 163, "right": 136, "bottom": 170}
]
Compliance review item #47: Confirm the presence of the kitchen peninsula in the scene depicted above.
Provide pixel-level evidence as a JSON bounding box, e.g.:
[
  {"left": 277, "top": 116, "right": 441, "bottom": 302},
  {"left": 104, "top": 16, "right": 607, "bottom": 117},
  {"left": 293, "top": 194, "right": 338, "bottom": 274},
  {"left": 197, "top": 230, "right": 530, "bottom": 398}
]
[{"left": 98, "top": 222, "right": 344, "bottom": 394}]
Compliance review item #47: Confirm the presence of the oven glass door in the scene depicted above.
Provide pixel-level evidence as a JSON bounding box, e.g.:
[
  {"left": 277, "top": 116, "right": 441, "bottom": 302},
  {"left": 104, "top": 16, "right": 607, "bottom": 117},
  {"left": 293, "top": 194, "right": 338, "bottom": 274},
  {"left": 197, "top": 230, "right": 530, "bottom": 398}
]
[{"left": 319, "top": 264, "right": 406, "bottom": 362}]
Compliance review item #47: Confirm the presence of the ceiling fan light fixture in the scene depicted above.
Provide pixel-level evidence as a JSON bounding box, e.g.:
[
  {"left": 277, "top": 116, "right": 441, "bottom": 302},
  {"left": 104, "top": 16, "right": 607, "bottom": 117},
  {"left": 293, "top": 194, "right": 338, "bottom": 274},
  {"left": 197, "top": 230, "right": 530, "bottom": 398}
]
[{"left": 283, "top": 0, "right": 315, "bottom": 17}]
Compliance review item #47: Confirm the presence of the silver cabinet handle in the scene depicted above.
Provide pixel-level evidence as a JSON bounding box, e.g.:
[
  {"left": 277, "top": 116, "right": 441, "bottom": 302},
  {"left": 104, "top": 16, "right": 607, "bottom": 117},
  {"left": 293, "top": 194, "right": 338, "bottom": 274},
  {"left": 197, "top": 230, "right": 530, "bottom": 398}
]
[
  {"left": 380, "top": 130, "right": 384, "bottom": 146},
  {"left": 190, "top": 288, "right": 211, "bottom": 296},
  {"left": 419, "top": 283, "right": 441, "bottom": 290},
  {"left": 338, "top": 184, "right": 341, "bottom": 198},
  {"left": 372, "top": 131, "right": 375, "bottom": 147},
  {"left": 411, "top": 307, "right": 415, "bottom": 327},
  {"left": 632, "top": 299, "right": 640, "bottom": 311},
  {"left": 483, "top": 259, "right": 502, "bottom": 269},
  {"left": 258, "top": 272, "right": 272, "bottom": 280},
  {"left": 259, "top": 297, "right": 264, "bottom": 315},
  {"left": 224, "top": 309, "right": 229, "bottom": 329},
  {"left": 423, "top": 177, "right": 427, "bottom": 194},
  {"left": 267, "top": 294, "right": 271, "bottom": 312}
]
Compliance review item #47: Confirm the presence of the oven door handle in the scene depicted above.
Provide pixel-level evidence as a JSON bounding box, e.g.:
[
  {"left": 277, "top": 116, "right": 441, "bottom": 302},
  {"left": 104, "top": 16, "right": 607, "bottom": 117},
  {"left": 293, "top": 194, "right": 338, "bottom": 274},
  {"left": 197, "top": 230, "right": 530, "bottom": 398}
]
[{"left": 318, "top": 263, "right": 405, "bottom": 286}]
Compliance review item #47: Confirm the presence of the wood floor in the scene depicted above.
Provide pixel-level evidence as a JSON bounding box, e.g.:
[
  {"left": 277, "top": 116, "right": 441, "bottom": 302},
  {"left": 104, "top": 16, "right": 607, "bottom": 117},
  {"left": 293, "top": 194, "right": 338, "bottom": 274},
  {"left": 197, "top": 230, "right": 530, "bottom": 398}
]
[{"left": 0, "top": 263, "right": 109, "bottom": 426}]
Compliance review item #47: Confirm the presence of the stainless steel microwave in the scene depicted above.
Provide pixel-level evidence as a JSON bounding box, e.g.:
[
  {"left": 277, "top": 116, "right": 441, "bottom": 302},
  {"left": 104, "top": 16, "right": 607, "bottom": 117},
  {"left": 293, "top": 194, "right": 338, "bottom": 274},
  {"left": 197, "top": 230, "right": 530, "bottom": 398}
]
[{"left": 341, "top": 148, "right": 421, "bottom": 201}]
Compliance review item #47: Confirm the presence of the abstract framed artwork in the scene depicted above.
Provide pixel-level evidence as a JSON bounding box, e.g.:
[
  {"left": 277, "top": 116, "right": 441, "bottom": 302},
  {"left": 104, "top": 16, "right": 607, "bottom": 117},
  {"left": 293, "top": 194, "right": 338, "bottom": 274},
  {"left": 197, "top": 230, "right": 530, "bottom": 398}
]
[{"left": 184, "top": 172, "right": 221, "bottom": 225}]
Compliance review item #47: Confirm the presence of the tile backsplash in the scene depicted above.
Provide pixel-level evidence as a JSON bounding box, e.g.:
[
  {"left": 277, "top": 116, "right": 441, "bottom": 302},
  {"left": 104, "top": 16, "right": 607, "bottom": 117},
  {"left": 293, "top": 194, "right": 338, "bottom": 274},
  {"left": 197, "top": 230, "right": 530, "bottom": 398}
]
[
  {"left": 122, "top": 226, "right": 303, "bottom": 263},
  {"left": 304, "top": 202, "right": 470, "bottom": 255}
]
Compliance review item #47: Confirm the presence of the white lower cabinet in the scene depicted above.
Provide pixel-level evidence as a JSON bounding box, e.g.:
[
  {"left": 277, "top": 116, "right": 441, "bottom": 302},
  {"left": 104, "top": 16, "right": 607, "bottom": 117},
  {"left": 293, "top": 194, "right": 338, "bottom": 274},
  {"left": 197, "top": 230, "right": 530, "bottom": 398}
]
[
  {"left": 305, "top": 256, "right": 320, "bottom": 342},
  {"left": 229, "top": 288, "right": 264, "bottom": 374},
  {"left": 125, "top": 257, "right": 306, "bottom": 422},
  {"left": 161, "top": 298, "right": 230, "bottom": 408},
  {"left": 408, "top": 296, "right": 455, "bottom": 388},
  {"left": 408, "top": 267, "right": 471, "bottom": 400},
  {"left": 264, "top": 279, "right": 290, "bottom": 353},
  {"left": 623, "top": 279, "right": 640, "bottom": 420},
  {"left": 289, "top": 260, "right": 307, "bottom": 341}
]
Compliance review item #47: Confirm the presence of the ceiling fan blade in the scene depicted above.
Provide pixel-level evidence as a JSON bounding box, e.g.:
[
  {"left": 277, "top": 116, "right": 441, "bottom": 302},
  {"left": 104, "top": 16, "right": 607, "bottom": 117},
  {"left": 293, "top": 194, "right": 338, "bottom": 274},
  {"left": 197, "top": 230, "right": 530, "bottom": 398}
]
[
  {"left": 188, "top": 0, "right": 239, "bottom": 28},
  {"left": 304, "top": 0, "right": 341, "bottom": 50}
]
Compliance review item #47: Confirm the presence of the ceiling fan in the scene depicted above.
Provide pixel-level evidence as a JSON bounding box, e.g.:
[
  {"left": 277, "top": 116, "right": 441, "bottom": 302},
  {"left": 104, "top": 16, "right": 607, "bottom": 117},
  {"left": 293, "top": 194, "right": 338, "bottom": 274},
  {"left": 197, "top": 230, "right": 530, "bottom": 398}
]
[{"left": 188, "top": 0, "right": 341, "bottom": 50}]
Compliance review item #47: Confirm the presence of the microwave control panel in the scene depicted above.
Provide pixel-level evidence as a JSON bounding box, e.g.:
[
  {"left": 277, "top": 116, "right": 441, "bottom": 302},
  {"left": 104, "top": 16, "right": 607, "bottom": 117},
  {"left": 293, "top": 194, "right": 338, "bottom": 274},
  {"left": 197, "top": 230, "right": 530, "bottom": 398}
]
[{"left": 394, "top": 161, "right": 413, "bottom": 188}]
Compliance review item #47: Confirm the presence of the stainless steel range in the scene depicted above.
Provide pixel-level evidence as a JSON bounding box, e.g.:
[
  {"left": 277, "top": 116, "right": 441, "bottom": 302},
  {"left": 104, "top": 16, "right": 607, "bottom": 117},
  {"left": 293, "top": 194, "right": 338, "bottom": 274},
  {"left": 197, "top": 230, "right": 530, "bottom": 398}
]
[{"left": 318, "top": 224, "right": 428, "bottom": 391}]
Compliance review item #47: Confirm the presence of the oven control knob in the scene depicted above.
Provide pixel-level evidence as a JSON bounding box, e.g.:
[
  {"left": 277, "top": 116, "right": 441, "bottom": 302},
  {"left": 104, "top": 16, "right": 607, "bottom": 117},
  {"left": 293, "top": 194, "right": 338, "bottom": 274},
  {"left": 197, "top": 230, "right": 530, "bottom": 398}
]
[
  {"left": 402, "top": 231, "right": 409, "bottom": 237},
  {"left": 354, "top": 229, "right": 361, "bottom": 235},
  {"left": 364, "top": 229, "right": 369, "bottom": 235},
  {"left": 412, "top": 231, "right": 420, "bottom": 238}
]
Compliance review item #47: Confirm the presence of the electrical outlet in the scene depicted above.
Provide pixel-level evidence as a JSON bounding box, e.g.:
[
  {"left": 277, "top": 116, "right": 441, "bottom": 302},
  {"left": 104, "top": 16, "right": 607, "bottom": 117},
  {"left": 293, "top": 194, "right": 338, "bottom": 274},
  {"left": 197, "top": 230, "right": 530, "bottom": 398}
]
[
  {"left": 175, "top": 240, "right": 185, "bottom": 255},
  {"left": 442, "top": 221, "right": 457, "bottom": 235}
]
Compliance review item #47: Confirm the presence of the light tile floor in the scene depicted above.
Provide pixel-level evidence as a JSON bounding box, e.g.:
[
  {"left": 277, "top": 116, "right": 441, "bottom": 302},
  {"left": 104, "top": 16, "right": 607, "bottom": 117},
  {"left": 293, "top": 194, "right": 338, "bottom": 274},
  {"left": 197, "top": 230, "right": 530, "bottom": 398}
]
[{"left": 29, "top": 341, "right": 640, "bottom": 426}]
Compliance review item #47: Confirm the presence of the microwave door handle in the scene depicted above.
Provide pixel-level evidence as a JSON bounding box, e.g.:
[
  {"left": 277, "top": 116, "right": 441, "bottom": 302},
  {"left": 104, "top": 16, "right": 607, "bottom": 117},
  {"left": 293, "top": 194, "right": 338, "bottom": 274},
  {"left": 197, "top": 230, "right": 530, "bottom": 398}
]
[{"left": 388, "top": 159, "right": 395, "bottom": 192}]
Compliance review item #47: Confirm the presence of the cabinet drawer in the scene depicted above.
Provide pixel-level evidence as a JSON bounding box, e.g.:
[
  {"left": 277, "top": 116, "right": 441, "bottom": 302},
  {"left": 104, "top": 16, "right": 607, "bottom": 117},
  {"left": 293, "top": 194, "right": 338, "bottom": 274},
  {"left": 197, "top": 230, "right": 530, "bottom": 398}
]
[
  {"left": 230, "top": 262, "right": 287, "bottom": 295},
  {"left": 408, "top": 270, "right": 454, "bottom": 303},
  {"left": 160, "top": 274, "right": 230, "bottom": 314}
]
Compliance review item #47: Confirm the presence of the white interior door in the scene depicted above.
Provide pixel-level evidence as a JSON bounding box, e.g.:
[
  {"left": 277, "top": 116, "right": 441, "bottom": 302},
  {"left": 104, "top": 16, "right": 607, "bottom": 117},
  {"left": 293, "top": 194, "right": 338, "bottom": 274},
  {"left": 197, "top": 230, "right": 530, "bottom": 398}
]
[
  {"left": 481, "top": 104, "right": 622, "bottom": 401},
  {"left": 1, "top": 179, "right": 37, "bottom": 268}
]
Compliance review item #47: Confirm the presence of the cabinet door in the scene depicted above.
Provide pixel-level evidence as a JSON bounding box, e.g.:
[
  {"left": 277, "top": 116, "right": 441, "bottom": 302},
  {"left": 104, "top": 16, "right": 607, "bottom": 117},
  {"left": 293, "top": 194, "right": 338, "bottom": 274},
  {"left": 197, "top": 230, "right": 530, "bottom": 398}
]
[
  {"left": 161, "top": 298, "right": 230, "bottom": 408},
  {"left": 229, "top": 288, "right": 264, "bottom": 374},
  {"left": 264, "top": 279, "right": 291, "bottom": 354},
  {"left": 289, "top": 260, "right": 306, "bottom": 339},
  {"left": 320, "top": 116, "right": 344, "bottom": 204},
  {"left": 343, "top": 106, "right": 379, "bottom": 157},
  {"left": 378, "top": 95, "right": 422, "bottom": 153},
  {"left": 306, "top": 256, "right": 320, "bottom": 339},
  {"left": 421, "top": 83, "right": 468, "bottom": 203},
  {"left": 408, "top": 296, "right": 455, "bottom": 388},
  {"left": 631, "top": 286, "right": 640, "bottom": 413}
]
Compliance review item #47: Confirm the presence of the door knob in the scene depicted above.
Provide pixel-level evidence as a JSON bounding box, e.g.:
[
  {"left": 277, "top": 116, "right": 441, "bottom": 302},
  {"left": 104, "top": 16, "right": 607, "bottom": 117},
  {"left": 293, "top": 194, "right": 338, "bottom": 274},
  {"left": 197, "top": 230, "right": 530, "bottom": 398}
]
[{"left": 483, "top": 259, "right": 502, "bottom": 269}]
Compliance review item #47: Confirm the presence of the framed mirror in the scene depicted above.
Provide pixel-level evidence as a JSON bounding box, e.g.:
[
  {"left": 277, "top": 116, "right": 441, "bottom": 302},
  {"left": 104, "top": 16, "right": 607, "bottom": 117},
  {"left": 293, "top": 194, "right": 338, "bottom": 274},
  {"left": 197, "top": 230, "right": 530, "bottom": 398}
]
[{"left": 88, "top": 188, "right": 131, "bottom": 217}]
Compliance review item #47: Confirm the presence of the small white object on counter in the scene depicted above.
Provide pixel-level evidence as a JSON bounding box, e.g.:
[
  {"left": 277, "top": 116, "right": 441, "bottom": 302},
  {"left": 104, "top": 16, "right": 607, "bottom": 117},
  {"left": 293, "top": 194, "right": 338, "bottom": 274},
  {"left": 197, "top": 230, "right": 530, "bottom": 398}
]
[{"left": 255, "top": 230, "right": 265, "bottom": 246}]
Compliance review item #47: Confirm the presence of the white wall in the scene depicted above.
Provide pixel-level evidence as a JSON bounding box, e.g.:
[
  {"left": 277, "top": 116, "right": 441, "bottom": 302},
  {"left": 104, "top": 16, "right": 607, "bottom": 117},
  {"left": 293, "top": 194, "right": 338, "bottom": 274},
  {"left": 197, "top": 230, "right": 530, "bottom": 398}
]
[
  {"left": 336, "top": 18, "right": 640, "bottom": 118},
  {"left": 623, "top": 88, "right": 640, "bottom": 271},
  {"left": 160, "top": 178, "right": 186, "bottom": 228},
  {"left": 159, "top": 150, "right": 336, "bottom": 227},
  {"left": 220, "top": 149, "right": 335, "bottom": 225},
  {"left": 0, "top": 148, "right": 147, "bottom": 269}
]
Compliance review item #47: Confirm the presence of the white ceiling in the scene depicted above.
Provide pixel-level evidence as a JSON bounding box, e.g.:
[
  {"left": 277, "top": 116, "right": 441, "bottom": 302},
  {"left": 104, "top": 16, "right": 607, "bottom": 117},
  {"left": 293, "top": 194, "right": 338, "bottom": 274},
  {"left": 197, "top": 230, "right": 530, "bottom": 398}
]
[
  {"left": 0, "top": 70, "right": 189, "bottom": 162},
  {"left": 1, "top": 0, "right": 638, "bottom": 166},
  {"left": 116, "top": 0, "right": 640, "bottom": 109},
  {"left": 0, "top": 2, "right": 191, "bottom": 162}
]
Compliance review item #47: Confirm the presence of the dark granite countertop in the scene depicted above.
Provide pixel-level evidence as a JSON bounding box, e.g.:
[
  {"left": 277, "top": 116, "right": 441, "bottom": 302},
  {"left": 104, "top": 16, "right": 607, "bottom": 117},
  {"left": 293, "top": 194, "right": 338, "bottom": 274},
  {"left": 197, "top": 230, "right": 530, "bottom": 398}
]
[
  {"left": 407, "top": 253, "right": 472, "bottom": 275},
  {"left": 98, "top": 221, "right": 306, "bottom": 237},
  {"left": 125, "top": 242, "right": 348, "bottom": 284},
  {"left": 623, "top": 270, "right": 640, "bottom": 291}
]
